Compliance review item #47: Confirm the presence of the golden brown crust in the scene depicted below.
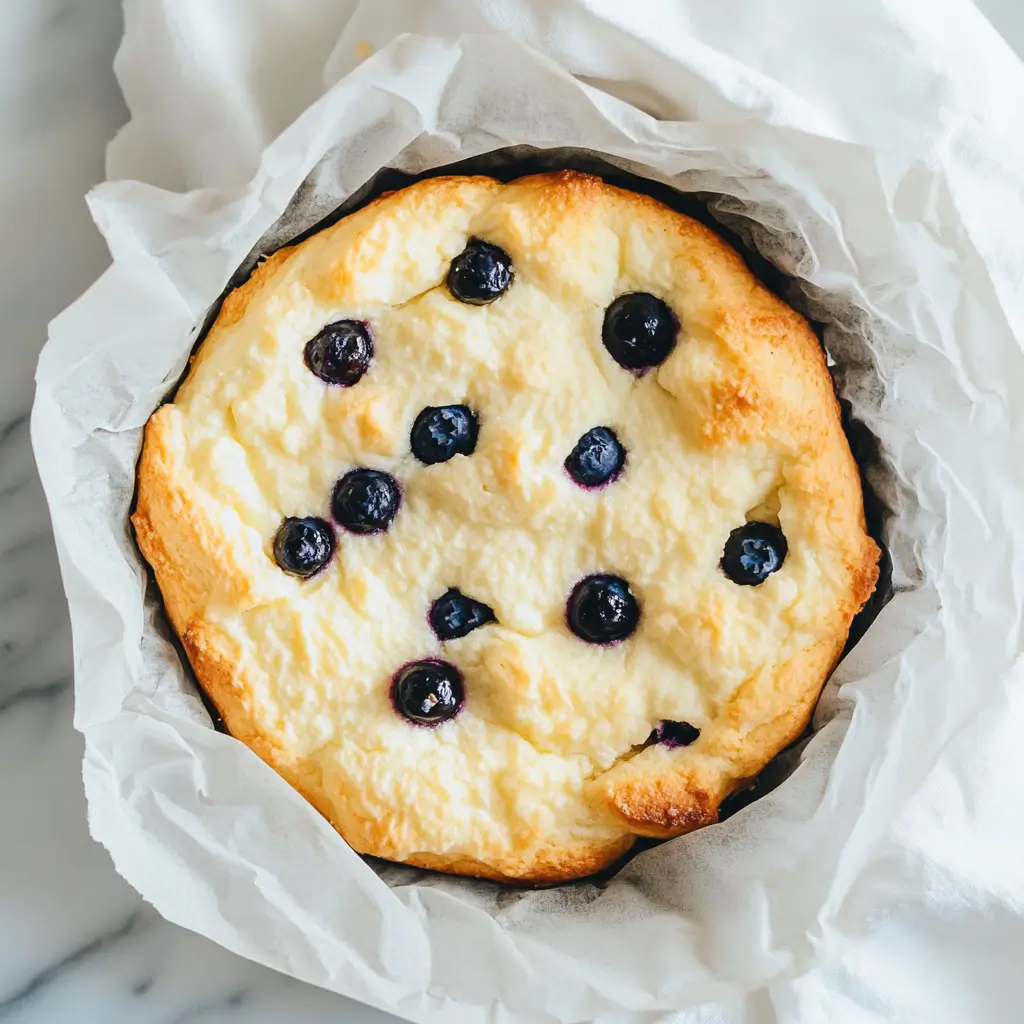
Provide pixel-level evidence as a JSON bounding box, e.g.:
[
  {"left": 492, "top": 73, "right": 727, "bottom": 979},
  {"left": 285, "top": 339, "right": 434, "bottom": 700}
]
[
  {"left": 595, "top": 634, "right": 846, "bottom": 839},
  {"left": 402, "top": 836, "right": 637, "bottom": 886},
  {"left": 133, "top": 170, "right": 880, "bottom": 883}
]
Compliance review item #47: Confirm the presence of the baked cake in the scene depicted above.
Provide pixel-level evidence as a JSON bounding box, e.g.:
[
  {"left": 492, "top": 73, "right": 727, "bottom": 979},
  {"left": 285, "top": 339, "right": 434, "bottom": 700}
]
[{"left": 133, "top": 171, "right": 880, "bottom": 883}]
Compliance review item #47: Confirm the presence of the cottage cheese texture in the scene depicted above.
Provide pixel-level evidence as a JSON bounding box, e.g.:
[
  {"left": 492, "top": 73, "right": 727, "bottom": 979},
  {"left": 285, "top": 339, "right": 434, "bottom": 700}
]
[{"left": 133, "top": 172, "right": 879, "bottom": 882}]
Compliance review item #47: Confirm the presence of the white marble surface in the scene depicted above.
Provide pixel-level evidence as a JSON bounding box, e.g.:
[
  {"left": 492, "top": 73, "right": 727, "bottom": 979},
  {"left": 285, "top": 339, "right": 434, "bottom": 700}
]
[{"left": 2, "top": 1, "right": 1023, "bottom": 1022}]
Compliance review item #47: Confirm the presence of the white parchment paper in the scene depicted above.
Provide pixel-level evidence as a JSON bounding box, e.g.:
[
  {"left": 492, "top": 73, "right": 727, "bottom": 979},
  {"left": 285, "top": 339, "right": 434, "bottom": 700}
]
[{"left": 33, "top": 9, "right": 1024, "bottom": 1023}]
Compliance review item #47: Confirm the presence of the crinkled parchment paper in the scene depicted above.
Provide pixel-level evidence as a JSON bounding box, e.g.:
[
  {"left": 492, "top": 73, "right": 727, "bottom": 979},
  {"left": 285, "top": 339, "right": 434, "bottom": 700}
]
[{"left": 32, "top": 21, "right": 1024, "bottom": 1024}]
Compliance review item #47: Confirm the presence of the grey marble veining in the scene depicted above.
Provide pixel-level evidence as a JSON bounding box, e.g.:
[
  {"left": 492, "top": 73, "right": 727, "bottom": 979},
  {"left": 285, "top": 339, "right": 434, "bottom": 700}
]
[{"left": 2, "top": 1, "right": 1023, "bottom": 1022}]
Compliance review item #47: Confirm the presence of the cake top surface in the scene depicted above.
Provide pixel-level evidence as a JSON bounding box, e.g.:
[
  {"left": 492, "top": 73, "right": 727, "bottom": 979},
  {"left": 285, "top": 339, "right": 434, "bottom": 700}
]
[{"left": 133, "top": 171, "right": 879, "bottom": 882}]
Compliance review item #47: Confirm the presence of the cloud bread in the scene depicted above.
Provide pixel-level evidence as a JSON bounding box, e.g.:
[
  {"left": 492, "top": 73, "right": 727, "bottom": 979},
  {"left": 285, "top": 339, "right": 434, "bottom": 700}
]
[{"left": 133, "top": 171, "right": 880, "bottom": 884}]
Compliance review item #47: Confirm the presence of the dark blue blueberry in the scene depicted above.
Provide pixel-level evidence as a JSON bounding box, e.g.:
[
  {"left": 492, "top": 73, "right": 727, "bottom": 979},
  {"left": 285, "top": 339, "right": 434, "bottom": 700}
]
[
  {"left": 447, "top": 239, "right": 514, "bottom": 305},
  {"left": 567, "top": 574, "right": 640, "bottom": 645},
  {"left": 651, "top": 720, "right": 701, "bottom": 748},
  {"left": 273, "top": 517, "right": 334, "bottom": 577},
  {"left": 303, "top": 320, "right": 373, "bottom": 386},
  {"left": 602, "top": 293, "right": 678, "bottom": 372},
  {"left": 410, "top": 405, "right": 479, "bottom": 465},
  {"left": 565, "top": 426, "right": 626, "bottom": 488},
  {"left": 331, "top": 469, "right": 401, "bottom": 535},
  {"left": 391, "top": 659, "right": 465, "bottom": 726},
  {"left": 429, "top": 588, "right": 496, "bottom": 641},
  {"left": 721, "top": 522, "right": 788, "bottom": 586}
]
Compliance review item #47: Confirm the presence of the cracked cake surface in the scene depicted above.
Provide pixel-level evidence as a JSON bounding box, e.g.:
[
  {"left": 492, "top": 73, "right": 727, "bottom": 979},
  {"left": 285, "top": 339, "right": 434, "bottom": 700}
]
[{"left": 133, "top": 171, "right": 880, "bottom": 883}]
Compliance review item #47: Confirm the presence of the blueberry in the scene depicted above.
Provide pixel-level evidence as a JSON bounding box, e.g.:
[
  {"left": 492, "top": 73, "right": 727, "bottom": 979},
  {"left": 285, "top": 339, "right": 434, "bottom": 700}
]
[
  {"left": 602, "top": 293, "right": 678, "bottom": 372},
  {"left": 331, "top": 469, "right": 401, "bottom": 535},
  {"left": 410, "top": 405, "right": 479, "bottom": 465},
  {"left": 565, "top": 426, "right": 626, "bottom": 488},
  {"left": 721, "top": 522, "right": 788, "bottom": 586},
  {"left": 567, "top": 574, "right": 640, "bottom": 645},
  {"left": 447, "top": 239, "right": 513, "bottom": 305},
  {"left": 273, "top": 517, "right": 334, "bottom": 577},
  {"left": 429, "top": 588, "right": 496, "bottom": 641},
  {"left": 303, "top": 320, "right": 373, "bottom": 386},
  {"left": 651, "top": 720, "right": 701, "bottom": 748},
  {"left": 391, "top": 659, "right": 465, "bottom": 726}
]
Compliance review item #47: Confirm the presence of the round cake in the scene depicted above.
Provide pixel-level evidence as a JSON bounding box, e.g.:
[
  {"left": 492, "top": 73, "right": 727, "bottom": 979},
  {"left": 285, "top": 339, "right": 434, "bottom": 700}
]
[{"left": 133, "top": 171, "right": 880, "bottom": 884}]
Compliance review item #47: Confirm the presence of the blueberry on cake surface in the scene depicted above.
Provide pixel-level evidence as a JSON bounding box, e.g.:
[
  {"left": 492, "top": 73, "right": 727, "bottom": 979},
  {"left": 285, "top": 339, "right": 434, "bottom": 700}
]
[
  {"left": 304, "top": 320, "right": 373, "bottom": 386},
  {"left": 721, "top": 522, "right": 789, "bottom": 586},
  {"left": 429, "top": 588, "right": 496, "bottom": 641},
  {"left": 564, "top": 426, "right": 625, "bottom": 489},
  {"left": 391, "top": 660, "right": 465, "bottom": 725},
  {"left": 446, "top": 239, "right": 513, "bottom": 304},
  {"left": 331, "top": 469, "right": 401, "bottom": 535},
  {"left": 133, "top": 171, "right": 880, "bottom": 884},
  {"left": 602, "top": 293, "right": 677, "bottom": 372},
  {"left": 272, "top": 516, "right": 334, "bottom": 577},
  {"left": 410, "top": 405, "right": 479, "bottom": 465},
  {"left": 567, "top": 574, "right": 639, "bottom": 645}
]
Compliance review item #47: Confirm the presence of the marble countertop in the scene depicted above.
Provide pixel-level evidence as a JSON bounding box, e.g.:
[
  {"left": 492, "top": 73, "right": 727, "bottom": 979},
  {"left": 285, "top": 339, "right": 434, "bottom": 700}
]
[{"left": 3, "top": 2, "right": 1023, "bottom": 1022}]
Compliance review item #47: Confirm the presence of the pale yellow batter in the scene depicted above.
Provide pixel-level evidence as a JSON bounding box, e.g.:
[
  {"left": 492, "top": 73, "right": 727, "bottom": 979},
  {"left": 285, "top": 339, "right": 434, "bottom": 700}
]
[{"left": 134, "top": 172, "right": 879, "bottom": 883}]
